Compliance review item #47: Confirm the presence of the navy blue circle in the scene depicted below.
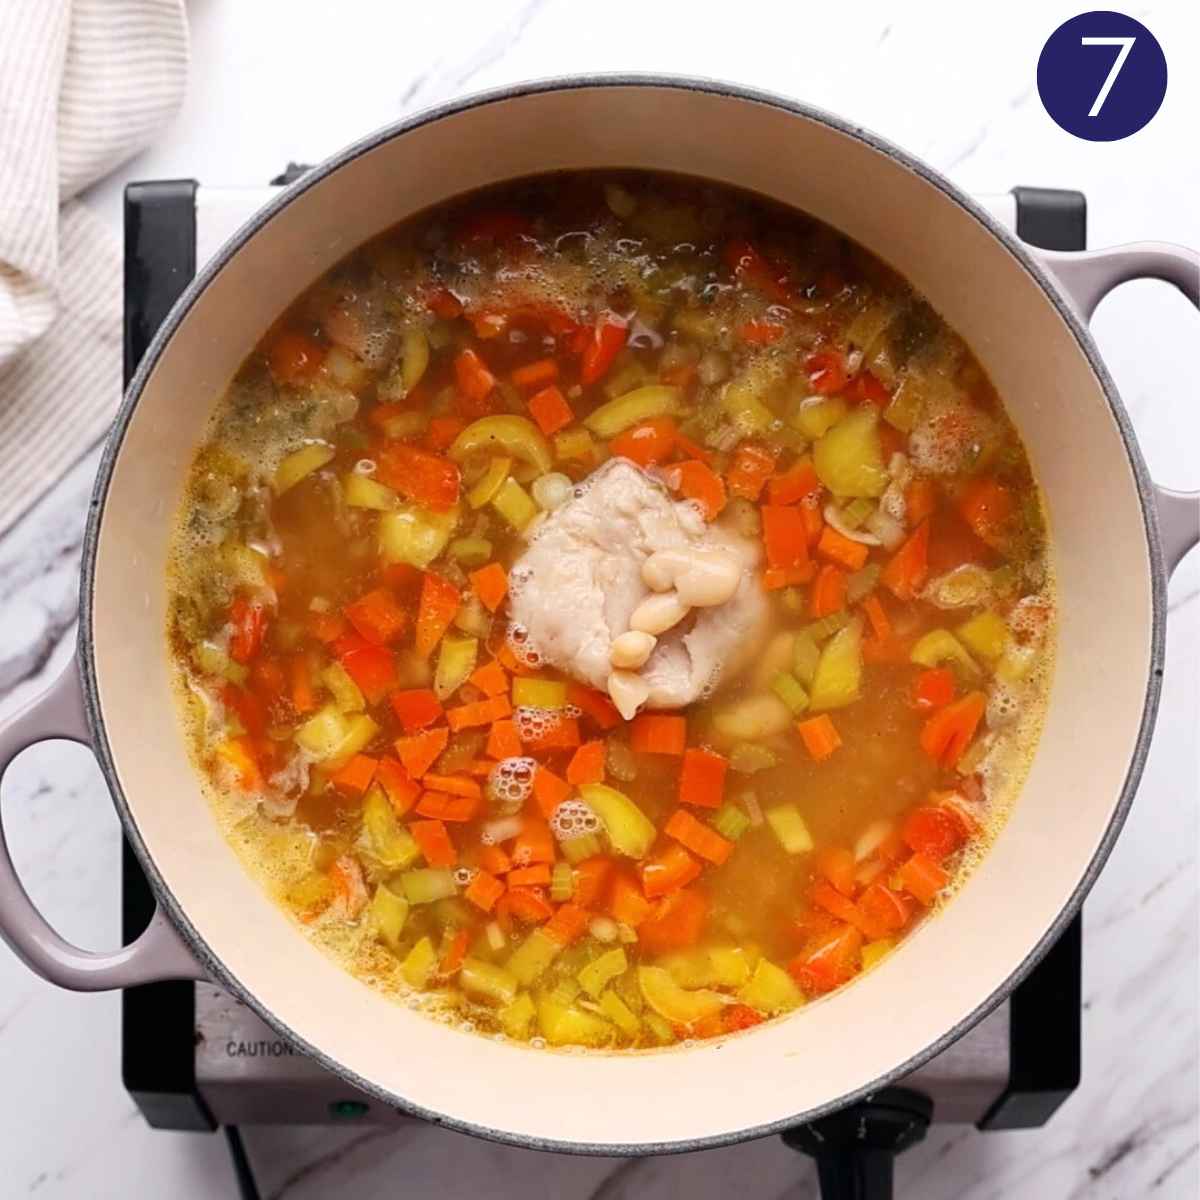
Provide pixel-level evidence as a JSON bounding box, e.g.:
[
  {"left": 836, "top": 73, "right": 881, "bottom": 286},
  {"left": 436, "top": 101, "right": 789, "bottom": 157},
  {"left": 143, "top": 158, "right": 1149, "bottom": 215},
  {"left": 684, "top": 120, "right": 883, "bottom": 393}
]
[{"left": 1037, "top": 11, "right": 1167, "bottom": 141}]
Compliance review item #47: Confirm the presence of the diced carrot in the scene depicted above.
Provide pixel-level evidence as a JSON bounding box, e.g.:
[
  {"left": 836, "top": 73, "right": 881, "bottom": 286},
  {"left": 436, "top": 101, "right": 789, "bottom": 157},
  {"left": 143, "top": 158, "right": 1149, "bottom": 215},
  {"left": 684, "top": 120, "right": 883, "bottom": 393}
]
[
  {"left": 811, "top": 881, "right": 872, "bottom": 936},
  {"left": 508, "top": 864, "right": 552, "bottom": 888},
  {"left": 762, "top": 505, "right": 811, "bottom": 571},
  {"left": 801, "top": 499, "right": 824, "bottom": 547},
  {"left": 544, "top": 902, "right": 590, "bottom": 946},
  {"left": 896, "top": 852, "right": 949, "bottom": 906},
  {"left": 425, "top": 287, "right": 464, "bottom": 320},
  {"left": 862, "top": 595, "right": 892, "bottom": 644},
  {"left": 328, "top": 855, "right": 366, "bottom": 918},
  {"left": 228, "top": 595, "right": 268, "bottom": 664},
  {"left": 438, "top": 928, "right": 469, "bottom": 977},
  {"left": 221, "top": 684, "right": 266, "bottom": 741},
  {"left": 726, "top": 443, "right": 777, "bottom": 501},
  {"left": 216, "top": 736, "right": 262, "bottom": 791},
  {"left": 629, "top": 714, "right": 686, "bottom": 755},
  {"left": 737, "top": 319, "right": 786, "bottom": 345},
  {"left": 334, "top": 633, "right": 396, "bottom": 703},
  {"left": 566, "top": 683, "right": 621, "bottom": 731},
  {"left": 723, "top": 239, "right": 792, "bottom": 303},
  {"left": 479, "top": 844, "right": 513, "bottom": 876},
  {"left": 375, "top": 756, "right": 420, "bottom": 815},
  {"left": 344, "top": 588, "right": 407, "bottom": 645},
  {"left": 425, "top": 415, "right": 466, "bottom": 452},
  {"left": 469, "top": 562, "right": 508, "bottom": 613},
  {"left": 528, "top": 768, "right": 569, "bottom": 821},
  {"left": 608, "top": 872, "right": 652, "bottom": 927},
  {"left": 958, "top": 477, "right": 1014, "bottom": 546},
  {"left": 573, "top": 856, "right": 614, "bottom": 908},
  {"left": 506, "top": 886, "right": 554, "bottom": 925},
  {"left": 580, "top": 311, "right": 628, "bottom": 385},
  {"left": 816, "top": 847, "right": 857, "bottom": 896},
  {"left": 809, "top": 564, "right": 848, "bottom": 618},
  {"left": 511, "top": 357, "right": 559, "bottom": 392},
  {"left": 919, "top": 691, "right": 987, "bottom": 769},
  {"left": 416, "top": 791, "right": 479, "bottom": 821},
  {"left": 331, "top": 754, "right": 378, "bottom": 796},
  {"left": 267, "top": 330, "right": 325, "bottom": 385},
  {"left": 678, "top": 747, "right": 728, "bottom": 810},
  {"left": 763, "top": 564, "right": 816, "bottom": 590},
  {"left": 913, "top": 667, "right": 956, "bottom": 711},
  {"left": 767, "top": 459, "right": 821, "bottom": 507},
  {"left": 415, "top": 572, "right": 461, "bottom": 657},
  {"left": 638, "top": 886, "right": 708, "bottom": 954},
  {"left": 902, "top": 804, "right": 968, "bottom": 863},
  {"left": 660, "top": 362, "right": 697, "bottom": 389},
  {"left": 664, "top": 809, "right": 733, "bottom": 866},
  {"left": 421, "top": 773, "right": 481, "bottom": 799},
  {"left": 907, "top": 478, "right": 938, "bottom": 525},
  {"left": 881, "top": 519, "right": 930, "bottom": 601},
  {"left": 486, "top": 718, "right": 522, "bottom": 760},
  {"left": 411, "top": 818, "right": 456, "bottom": 868},
  {"left": 469, "top": 657, "right": 509, "bottom": 697},
  {"left": 673, "top": 430, "right": 714, "bottom": 466},
  {"left": 465, "top": 870, "right": 506, "bottom": 913},
  {"left": 798, "top": 714, "right": 842, "bottom": 762},
  {"left": 642, "top": 843, "right": 703, "bottom": 898},
  {"left": 495, "top": 640, "right": 531, "bottom": 677},
  {"left": 511, "top": 816, "right": 556, "bottom": 866},
  {"left": 806, "top": 350, "right": 848, "bottom": 396},
  {"left": 446, "top": 694, "right": 513, "bottom": 733},
  {"left": 789, "top": 924, "right": 862, "bottom": 994},
  {"left": 394, "top": 727, "right": 449, "bottom": 779},
  {"left": 527, "top": 385, "right": 574, "bottom": 436},
  {"left": 289, "top": 654, "right": 316, "bottom": 714},
  {"left": 381, "top": 561, "right": 423, "bottom": 595},
  {"left": 249, "top": 654, "right": 286, "bottom": 700},
  {"left": 454, "top": 347, "right": 496, "bottom": 404},
  {"left": 566, "top": 739, "right": 606, "bottom": 786},
  {"left": 817, "top": 525, "right": 870, "bottom": 572},
  {"left": 858, "top": 883, "right": 911, "bottom": 940},
  {"left": 672, "top": 459, "right": 727, "bottom": 520},
  {"left": 850, "top": 369, "right": 891, "bottom": 407},
  {"left": 374, "top": 443, "right": 461, "bottom": 512},
  {"left": 723, "top": 1004, "right": 766, "bottom": 1032},
  {"left": 609, "top": 417, "right": 677, "bottom": 467},
  {"left": 390, "top": 688, "right": 444, "bottom": 734}
]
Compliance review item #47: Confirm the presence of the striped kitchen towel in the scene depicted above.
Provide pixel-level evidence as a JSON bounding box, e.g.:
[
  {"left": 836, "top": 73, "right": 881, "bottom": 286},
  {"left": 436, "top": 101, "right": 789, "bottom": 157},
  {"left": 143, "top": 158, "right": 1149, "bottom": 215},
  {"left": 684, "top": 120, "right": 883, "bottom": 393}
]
[{"left": 0, "top": 0, "right": 188, "bottom": 535}]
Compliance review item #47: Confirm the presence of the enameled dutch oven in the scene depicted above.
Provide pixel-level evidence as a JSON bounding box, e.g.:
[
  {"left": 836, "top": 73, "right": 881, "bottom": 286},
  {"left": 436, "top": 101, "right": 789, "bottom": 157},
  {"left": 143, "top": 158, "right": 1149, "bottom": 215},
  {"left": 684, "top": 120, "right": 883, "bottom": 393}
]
[{"left": 1, "top": 77, "right": 1196, "bottom": 1154}]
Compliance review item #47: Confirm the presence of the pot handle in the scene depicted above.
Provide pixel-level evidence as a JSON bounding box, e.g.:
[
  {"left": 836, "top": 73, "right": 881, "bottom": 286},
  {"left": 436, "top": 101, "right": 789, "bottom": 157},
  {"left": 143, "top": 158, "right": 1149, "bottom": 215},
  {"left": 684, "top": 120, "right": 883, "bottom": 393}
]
[
  {"left": 0, "top": 657, "right": 205, "bottom": 990},
  {"left": 1033, "top": 241, "right": 1200, "bottom": 575}
]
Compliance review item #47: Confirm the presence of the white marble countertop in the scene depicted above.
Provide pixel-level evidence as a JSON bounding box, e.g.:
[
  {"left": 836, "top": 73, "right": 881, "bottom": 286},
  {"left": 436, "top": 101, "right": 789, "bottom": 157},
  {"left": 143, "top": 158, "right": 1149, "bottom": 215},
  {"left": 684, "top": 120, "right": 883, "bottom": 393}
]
[{"left": 1, "top": 1, "right": 1197, "bottom": 1196}]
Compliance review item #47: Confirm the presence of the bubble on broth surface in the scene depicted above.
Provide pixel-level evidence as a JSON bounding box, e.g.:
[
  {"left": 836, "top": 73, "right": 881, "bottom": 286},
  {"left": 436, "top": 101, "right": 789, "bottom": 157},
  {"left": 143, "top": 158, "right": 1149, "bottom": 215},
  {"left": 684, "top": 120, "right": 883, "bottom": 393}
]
[
  {"left": 550, "top": 799, "right": 601, "bottom": 842},
  {"left": 506, "top": 622, "right": 543, "bottom": 669},
  {"left": 512, "top": 705, "right": 560, "bottom": 743},
  {"left": 487, "top": 757, "right": 537, "bottom": 814}
]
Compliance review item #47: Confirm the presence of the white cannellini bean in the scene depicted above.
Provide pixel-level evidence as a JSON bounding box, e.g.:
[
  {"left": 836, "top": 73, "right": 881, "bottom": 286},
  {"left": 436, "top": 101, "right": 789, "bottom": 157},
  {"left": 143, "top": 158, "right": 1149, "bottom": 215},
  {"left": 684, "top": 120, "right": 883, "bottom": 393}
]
[
  {"left": 673, "top": 553, "right": 741, "bottom": 607},
  {"left": 607, "top": 669, "right": 651, "bottom": 720},
  {"left": 629, "top": 590, "right": 690, "bottom": 636},
  {"left": 610, "top": 630, "right": 657, "bottom": 670}
]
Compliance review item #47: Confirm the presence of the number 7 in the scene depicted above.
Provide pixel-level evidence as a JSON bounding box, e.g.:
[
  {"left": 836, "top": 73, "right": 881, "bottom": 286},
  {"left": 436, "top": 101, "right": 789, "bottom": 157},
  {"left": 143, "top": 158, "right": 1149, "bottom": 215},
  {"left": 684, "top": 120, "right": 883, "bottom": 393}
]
[{"left": 1081, "top": 36, "right": 1136, "bottom": 116}]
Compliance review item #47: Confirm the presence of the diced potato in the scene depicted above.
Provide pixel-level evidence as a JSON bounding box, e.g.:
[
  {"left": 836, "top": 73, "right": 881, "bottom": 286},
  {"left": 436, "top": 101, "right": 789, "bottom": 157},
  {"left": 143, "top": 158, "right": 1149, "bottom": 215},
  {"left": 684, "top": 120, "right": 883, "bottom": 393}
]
[
  {"left": 274, "top": 442, "right": 335, "bottom": 494},
  {"left": 663, "top": 946, "right": 750, "bottom": 990},
  {"left": 498, "top": 992, "right": 536, "bottom": 1040},
  {"left": 737, "top": 958, "right": 803, "bottom": 1014},
  {"left": 342, "top": 472, "right": 399, "bottom": 511},
  {"left": 598, "top": 989, "right": 640, "bottom": 1038},
  {"left": 765, "top": 804, "right": 814, "bottom": 855},
  {"left": 511, "top": 678, "right": 567, "bottom": 709},
  {"left": 490, "top": 477, "right": 539, "bottom": 532},
  {"left": 327, "top": 714, "right": 380, "bottom": 767},
  {"left": 506, "top": 928, "right": 561, "bottom": 986},
  {"left": 399, "top": 868, "right": 457, "bottom": 905},
  {"left": 295, "top": 704, "right": 351, "bottom": 759},
  {"left": 378, "top": 503, "right": 460, "bottom": 568},
  {"left": 401, "top": 936, "right": 438, "bottom": 988},
  {"left": 578, "top": 783, "right": 657, "bottom": 859},
  {"left": 813, "top": 409, "right": 888, "bottom": 498},
  {"left": 809, "top": 618, "right": 864, "bottom": 710},
  {"left": 721, "top": 375, "right": 775, "bottom": 435},
  {"left": 434, "top": 634, "right": 479, "bottom": 702},
  {"left": 790, "top": 395, "right": 848, "bottom": 440},
  {"left": 321, "top": 661, "right": 364, "bottom": 713},
  {"left": 362, "top": 787, "right": 420, "bottom": 869},
  {"left": 861, "top": 938, "right": 896, "bottom": 971},
  {"left": 637, "top": 966, "right": 724, "bottom": 1024},
  {"left": 957, "top": 610, "right": 1009, "bottom": 662},
  {"left": 460, "top": 958, "right": 519, "bottom": 1007},
  {"left": 536, "top": 995, "right": 614, "bottom": 1047},
  {"left": 369, "top": 882, "right": 410, "bottom": 949}
]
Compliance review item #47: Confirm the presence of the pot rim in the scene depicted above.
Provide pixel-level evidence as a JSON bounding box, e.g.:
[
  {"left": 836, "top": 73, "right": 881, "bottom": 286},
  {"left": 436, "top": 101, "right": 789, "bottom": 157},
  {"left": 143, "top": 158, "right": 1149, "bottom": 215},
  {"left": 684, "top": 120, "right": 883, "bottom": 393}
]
[{"left": 77, "top": 72, "right": 1167, "bottom": 1155}]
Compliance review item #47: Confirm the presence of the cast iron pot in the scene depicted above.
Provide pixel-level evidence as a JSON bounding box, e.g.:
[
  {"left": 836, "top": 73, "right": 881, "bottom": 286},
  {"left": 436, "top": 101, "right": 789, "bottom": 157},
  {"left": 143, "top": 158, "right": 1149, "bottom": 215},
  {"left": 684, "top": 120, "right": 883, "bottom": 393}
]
[{"left": 0, "top": 77, "right": 1196, "bottom": 1153}]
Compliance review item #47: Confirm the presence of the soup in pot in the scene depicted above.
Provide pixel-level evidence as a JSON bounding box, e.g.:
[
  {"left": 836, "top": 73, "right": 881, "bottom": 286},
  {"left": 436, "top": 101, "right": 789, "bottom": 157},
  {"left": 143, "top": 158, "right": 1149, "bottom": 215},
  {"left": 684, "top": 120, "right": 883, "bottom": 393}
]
[{"left": 167, "top": 172, "right": 1053, "bottom": 1049}]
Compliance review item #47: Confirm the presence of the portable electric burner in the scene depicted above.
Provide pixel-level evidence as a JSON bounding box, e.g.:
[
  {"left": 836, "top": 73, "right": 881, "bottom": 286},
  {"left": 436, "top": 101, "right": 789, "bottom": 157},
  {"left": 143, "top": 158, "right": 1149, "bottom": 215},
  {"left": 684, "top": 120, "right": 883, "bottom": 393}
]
[{"left": 121, "top": 177, "right": 1085, "bottom": 1199}]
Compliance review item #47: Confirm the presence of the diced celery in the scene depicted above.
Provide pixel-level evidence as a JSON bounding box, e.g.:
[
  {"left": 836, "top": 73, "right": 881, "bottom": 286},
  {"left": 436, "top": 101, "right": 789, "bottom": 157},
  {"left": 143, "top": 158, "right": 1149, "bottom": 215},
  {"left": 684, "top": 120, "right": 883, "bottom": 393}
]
[
  {"left": 295, "top": 704, "right": 351, "bottom": 759},
  {"left": 378, "top": 504, "right": 460, "bottom": 568},
  {"left": 549, "top": 977, "right": 581, "bottom": 1007},
  {"left": 579, "top": 783, "right": 656, "bottom": 859},
  {"left": 737, "top": 958, "right": 803, "bottom": 1014},
  {"left": 711, "top": 803, "right": 751, "bottom": 842},
  {"left": 598, "top": 989, "right": 640, "bottom": 1038},
  {"left": 512, "top": 677, "right": 566, "bottom": 709},
  {"left": 840, "top": 497, "right": 876, "bottom": 530},
  {"left": 644, "top": 1012, "right": 676, "bottom": 1045},
  {"left": 791, "top": 631, "right": 821, "bottom": 686},
  {"left": 957, "top": 610, "right": 1009, "bottom": 663},
  {"left": 809, "top": 618, "right": 864, "bottom": 710},
  {"left": 491, "top": 477, "right": 539, "bottom": 532},
  {"left": 638, "top": 966, "right": 724, "bottom": 1024},
  {"left": 399, "top": 868, "right": 457, "bottom": 905},
  {"left": 603, "top": 360, "right": 653, "bottom": 400},
  {"left": 400, "top": 327, "right": 430, "bottom": 394},
  {"left": 467, "top": 456, "right": 512, "bottom": 509},
  {"left": 560, "top": 833, "right": 603, "bottom": 865},
  {"left": 765, "top": 804, "right": 814, "bottom": 855},
  {"left": 536, "top": 995, "right": 614, "bottom": 1047},
  {"left": 791, "top": 395, "right": 848, "bottom": 440},
  {"left": 369, "top": 882, "right": 410, "bottom": 950},
  {"left": 506, "top": 928, "right": 561, "bottom": 986},
  {"left": 498, "top": 991, "right": 536, "bottom": 1039},
  {"left": 883, "top": 377, "right": 924, "bottom": 432},
  {"left": 662, "top": 945, "right": 749, "bottom": 989},
  {"left": 327, "top": 714, "right": 380, "bottom": 767},
  {"left": 729, "top": 743, "right": 778, "bottom": 774},
  {"left": 712, "top": 694, "right": 792, "bottom": 741},
  {"left": 708, "top": 946, "right": 753, "bottom": 988},
  {"left": 341, "top": 471, "right": 399, "bottom": 511},
  {"left": 721, "top": 374, "right": 775, "bottom": 435},
  {"left": 861, "top": 938, "right": 896, "bottom": 971},
  {"left": 813, "top": 409, "right": 888, "bottom": 498},
  {"left": 274, "top": 442, "right": 335, "bottom": 494},
  {"left": 460, "top": 958, "right": 519, "bottom": 1007},
  {"left": 193, "top": 640, "right": 248, "bottom": 685},
  {"left": 434, "top": 634, "right": 478, "bottom": 702},
  {"left": 770, "top": 671, "right": 810, "bottom": 716},
  {"left": 450, "top": 415, "right": 553, "bottom": 474},
  {"left": 434, "top": 897, "right": 473, "bottom": 928},
  {"left": 846, "top": 562, "right": 882, "bottom": 604},
  {"left": 321, "top": 661, "right": 364, "bottom": 713},
  {"left": 401, "top": 936, "right": 437, "bottom": 988},
  {"left": 803, "top": 610, "right": 852, "bottom": 643},
  {"left": 453, "top": 594, "right": 493, "bottom": 641},
  {"left": 554, "top": 427, "right": 597, "bottom": 463},
  {"left": 447, "top": 535, "right": 493, "bottom": 566},
  {"left": 585, "top": 385, "right": 681, "bottom": 438},
  {"left": 550, "top": 861, "right": 575, "bottom": 903},
  {"left": 362, "top": 787, "right": 420, "bottom": 869},
  {"left": 909, "top": 629, "right": 980, "bottom": 677},
  {"left": 578, "top": 948, "right": 628, "bottom": 999}
]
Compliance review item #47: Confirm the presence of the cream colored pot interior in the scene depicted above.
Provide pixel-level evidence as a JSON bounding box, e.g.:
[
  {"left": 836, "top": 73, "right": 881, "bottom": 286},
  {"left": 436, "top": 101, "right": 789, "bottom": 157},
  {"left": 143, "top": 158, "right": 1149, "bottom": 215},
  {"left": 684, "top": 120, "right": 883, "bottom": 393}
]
[{"left": 91, "top": 84, "right": 1152, "bottom": 1149}]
